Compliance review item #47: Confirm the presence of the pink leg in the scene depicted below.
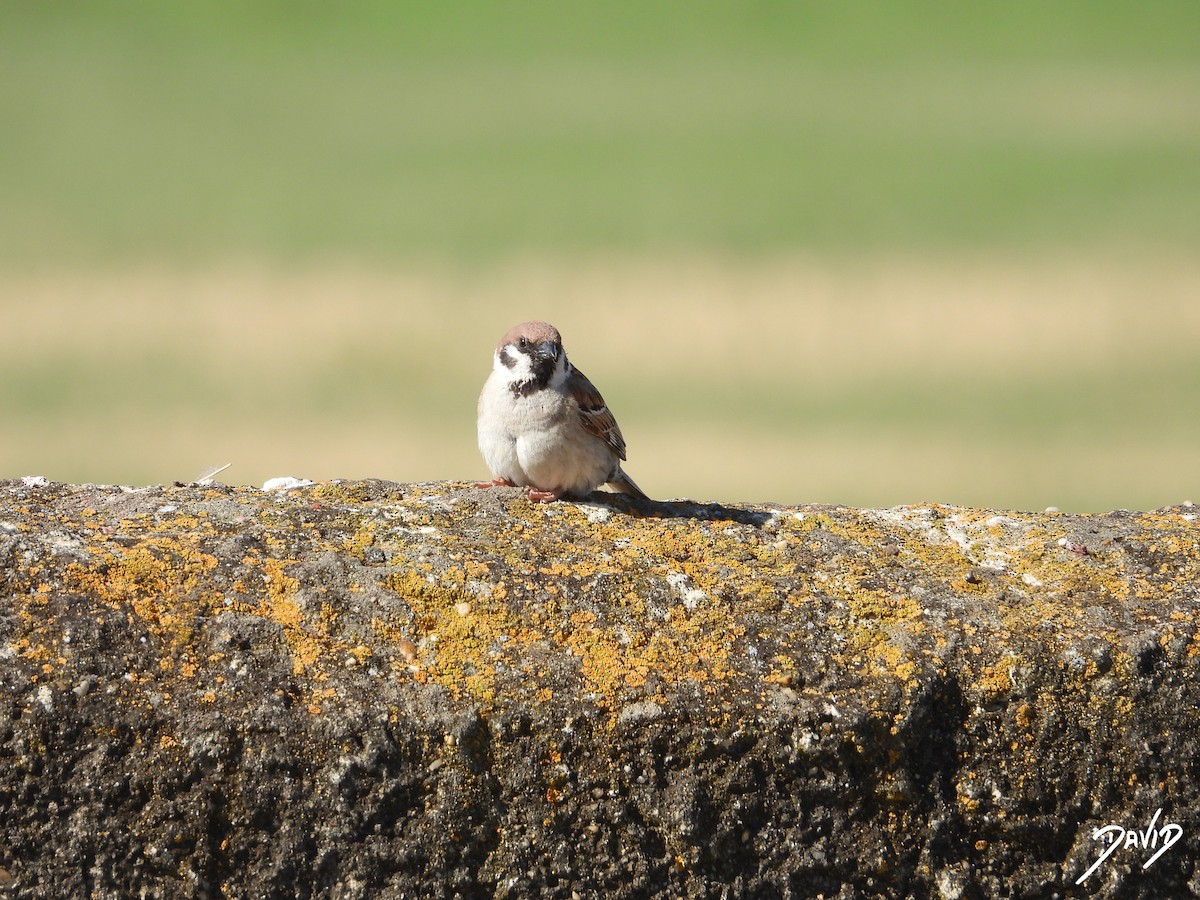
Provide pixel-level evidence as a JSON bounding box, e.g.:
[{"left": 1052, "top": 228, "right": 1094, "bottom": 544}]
[
  {"left": 525, "top": 487, "right": 564, "bottom": 503},
  {"left": 476, "top": 477, "right": 517, "bottom": 489}
]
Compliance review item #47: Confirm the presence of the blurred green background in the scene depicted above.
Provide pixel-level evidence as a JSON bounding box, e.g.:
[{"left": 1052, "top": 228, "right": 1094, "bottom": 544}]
[{"left": 2, "top": 1, "right": 1198, "bottom": 510}]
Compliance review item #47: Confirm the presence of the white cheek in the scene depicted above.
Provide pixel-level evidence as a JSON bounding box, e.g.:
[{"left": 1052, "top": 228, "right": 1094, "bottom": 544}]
[{"left": 495, "top": 350, "right": 534, "bottom": 378}]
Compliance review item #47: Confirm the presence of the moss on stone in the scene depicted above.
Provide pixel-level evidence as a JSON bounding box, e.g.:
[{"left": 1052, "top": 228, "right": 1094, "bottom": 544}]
[{"left": 1, "top": 478, "right": 1198, "bottom": 896}]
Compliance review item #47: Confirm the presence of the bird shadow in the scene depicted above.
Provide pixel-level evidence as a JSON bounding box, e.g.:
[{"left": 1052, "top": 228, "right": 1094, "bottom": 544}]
[{"left": 584, "top": 491, "right": 775, "bottom": 528}]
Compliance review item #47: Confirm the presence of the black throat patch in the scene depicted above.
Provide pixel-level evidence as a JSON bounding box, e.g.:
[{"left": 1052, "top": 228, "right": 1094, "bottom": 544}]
[
  {"left": 509, "top": 379, "right": 541, "bottom": 398},
  {"left": 507, "top": 344, "right": 559, "bottom": 397}
]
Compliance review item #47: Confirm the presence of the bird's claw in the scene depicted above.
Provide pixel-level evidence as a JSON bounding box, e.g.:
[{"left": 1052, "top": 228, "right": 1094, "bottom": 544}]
[{"left": 475, "top": 477, "right": 517, "bottom": 489}]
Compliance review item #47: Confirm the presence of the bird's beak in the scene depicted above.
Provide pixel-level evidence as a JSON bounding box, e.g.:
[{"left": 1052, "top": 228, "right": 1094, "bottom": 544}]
[{"left": 537, "top": 341, "right": 560, "bottom": 361}]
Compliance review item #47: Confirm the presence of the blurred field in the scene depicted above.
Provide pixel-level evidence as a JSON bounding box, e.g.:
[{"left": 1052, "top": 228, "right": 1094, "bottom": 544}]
[
  {"left": 4, "top": 2, "right": 1199, "bottom": 262},
  {"left": 2, "top": 3, "right": 1199, "bottom": 510},
  {"left": 3, "top": 255, "right": 1197, "bottom": 512}
]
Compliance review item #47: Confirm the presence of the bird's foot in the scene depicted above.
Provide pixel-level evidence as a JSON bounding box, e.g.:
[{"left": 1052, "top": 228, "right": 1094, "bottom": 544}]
[
  {"left": 476, "top": 477, "right": 517, "bottom": 489},
  {"left": 525, "top": 487, "right": 564, "bottom": 503}
]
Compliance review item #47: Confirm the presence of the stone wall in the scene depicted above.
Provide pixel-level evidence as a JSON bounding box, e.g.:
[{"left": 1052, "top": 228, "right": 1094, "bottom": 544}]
[{"left": 1, "top": 478, "right": 1197, "bottom": 898}]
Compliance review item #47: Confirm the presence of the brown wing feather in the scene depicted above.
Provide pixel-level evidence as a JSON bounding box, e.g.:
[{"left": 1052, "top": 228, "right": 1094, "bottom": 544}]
[{"left": 567, "top": 366, "right": 627, "bottom": 460}]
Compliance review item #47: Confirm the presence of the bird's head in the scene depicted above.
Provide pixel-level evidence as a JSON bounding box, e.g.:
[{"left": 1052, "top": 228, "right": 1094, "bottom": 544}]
[{"left": 494, "top": 320, "right": 568, "bottom": 391}]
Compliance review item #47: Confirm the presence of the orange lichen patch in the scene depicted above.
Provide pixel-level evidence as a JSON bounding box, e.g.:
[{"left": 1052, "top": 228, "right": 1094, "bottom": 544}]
[
  {"left": 386, "top": 569, "right": 519, "bottom": 704},
  {"left": 382, "top": 513, "right": 752, "bottom": 709},
  {"left": 566, "top": 627, "right": 632, "bottom": 699},
  {"left": 537, "top": 561, "right": 576, "bottom": 579},
  {"left": 11, "top": 634, "right": 53, "bottom": 664},
  {"left": 976, "top": 655, "right": 1021, "bottom": 702},
  {"left": 63, "top": 538, "right": 222, "bottom": 650},
  {"left": 543, "top": 512, "right": 745, "bottom": 595},
  {"left": 948, "top": 574, "right": 991, "bottom": 595},
  {"left": 814, "top": 564, "right": 928, "bottom": 675},
  {"left": 311, "top": 687, "right": 338, "bottom": 707},
  {"left": 1014, "top": 702, "right": 1034, "bottom": 732},
  {"left": 566, "top": 602, "right": 740, "bottom": 706},
  {"left": 1112, "top": 519, "right": 1200, "bottom": 601},
  {"left": 341, "top": 521, "right": 379, "bottom": 560},
  {"left": 1010, "top": 529, "right": 1130, "bottom": 604},
  {"left": 869, "top": 643, "right": 919, "bottom": 686},
  {"left": 845, "top": 586, "right": 922, "bottom": 625},
  {"left": 252, "top": 558, "right": 332, "bottom": 676}
]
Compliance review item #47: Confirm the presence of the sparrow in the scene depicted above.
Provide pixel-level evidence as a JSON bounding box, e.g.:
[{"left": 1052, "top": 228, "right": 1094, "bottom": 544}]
[{"left": 477, "top": 320, "right": 649, "bottom": 503}]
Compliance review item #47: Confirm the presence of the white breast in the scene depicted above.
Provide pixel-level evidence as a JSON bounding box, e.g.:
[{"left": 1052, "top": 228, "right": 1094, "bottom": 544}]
[{"left": 477, "top": 370, "right": 616, "bottom": 496}]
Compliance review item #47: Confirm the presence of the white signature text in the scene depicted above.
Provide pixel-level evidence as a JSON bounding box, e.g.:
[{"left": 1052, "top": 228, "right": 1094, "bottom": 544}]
[{"left": 1076, "top": 808, "right": 1183, "bottom": 884}]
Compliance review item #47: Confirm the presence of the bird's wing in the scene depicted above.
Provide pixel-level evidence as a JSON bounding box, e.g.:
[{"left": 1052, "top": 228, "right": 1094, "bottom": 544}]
[{"left": 567, "top": 366, "right": 627, "bottom": 461}]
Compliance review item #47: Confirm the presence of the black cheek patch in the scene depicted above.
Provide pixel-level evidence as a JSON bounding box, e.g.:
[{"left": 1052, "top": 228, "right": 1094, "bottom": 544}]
[{"left": 499, "top": 347, "right": 517, "bottom": 369}]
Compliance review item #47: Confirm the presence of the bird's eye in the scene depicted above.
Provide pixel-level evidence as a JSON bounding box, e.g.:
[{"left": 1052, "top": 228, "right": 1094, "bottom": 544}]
[{"left": 518, "top": 336, "right": 528, "bottom": 348}]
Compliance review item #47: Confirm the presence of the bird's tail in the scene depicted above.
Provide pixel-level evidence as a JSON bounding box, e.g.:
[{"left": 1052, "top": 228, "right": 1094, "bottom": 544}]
[{"left": 608, "top": 468, "right": 650, "bottom": 502}]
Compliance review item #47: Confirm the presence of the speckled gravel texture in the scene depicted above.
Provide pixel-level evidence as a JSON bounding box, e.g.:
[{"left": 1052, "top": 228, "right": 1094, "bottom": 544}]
[{"left": 1, "top": 478, "right": 1198, "bottom": 898}]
